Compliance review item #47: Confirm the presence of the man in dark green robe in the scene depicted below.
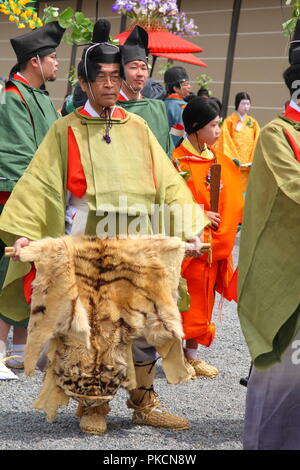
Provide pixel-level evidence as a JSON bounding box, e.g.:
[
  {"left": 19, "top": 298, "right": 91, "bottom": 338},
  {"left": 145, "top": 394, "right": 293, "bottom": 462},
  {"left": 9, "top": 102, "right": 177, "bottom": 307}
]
[
  {"left": 0, "top": 21, "right": 64, "bottom": 379},
  {"left": 237, "top": 22, "right": 300, "bottom": 449}
]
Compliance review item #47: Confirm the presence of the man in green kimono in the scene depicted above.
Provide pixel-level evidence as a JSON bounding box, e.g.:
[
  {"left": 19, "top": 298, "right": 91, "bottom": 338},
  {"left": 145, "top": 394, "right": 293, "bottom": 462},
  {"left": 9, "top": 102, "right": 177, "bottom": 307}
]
[
  {"left": 0, "top": 19, "right": 209, "bottom": 432},
  {"left": 237, "top": 20, "right": 300, "bottom": 449},
  {"left": 0, "top": 21, "right": 65, "bottom": 380},
  {"left": 117, "top": 26, "right": 174, "bottom": 158}
]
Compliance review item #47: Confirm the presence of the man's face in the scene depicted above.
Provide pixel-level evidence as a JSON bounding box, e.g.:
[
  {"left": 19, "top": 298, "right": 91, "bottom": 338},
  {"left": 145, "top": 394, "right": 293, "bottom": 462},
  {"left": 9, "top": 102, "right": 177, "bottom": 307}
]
[
  {"left": 40, "top": 52, "right": 58, "bottom": 82},
  {"left": 124, "top": 60, "right": 148, "bottom": 91},
  {"left": 237, "top": 99, "right": 251, "bottom": 116},
  {"left": 174, "top": 80, "right": 191, "bottom": 99},
  {"left": 80, "top": 63, "right": 122, "bottom": 108}
]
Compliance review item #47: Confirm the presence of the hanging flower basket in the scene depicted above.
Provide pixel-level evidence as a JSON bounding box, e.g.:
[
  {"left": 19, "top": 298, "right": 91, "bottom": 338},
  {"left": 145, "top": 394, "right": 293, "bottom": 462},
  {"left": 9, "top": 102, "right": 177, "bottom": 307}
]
[
  {"left": 112, "top": 0, "right": 199, "bottom": 37},
  {"left": 128, "top": 18, "right": 168, "bottom": 31}
]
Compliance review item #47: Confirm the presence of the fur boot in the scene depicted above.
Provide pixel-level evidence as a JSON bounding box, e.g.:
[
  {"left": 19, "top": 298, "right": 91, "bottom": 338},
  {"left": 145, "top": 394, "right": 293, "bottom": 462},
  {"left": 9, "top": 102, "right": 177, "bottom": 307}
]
[
  {"left": 127, "top": 360, "right": 190, "bottom": 430},
  {"left": 77, "top": 402, "right": 111, "bottom": 435}
]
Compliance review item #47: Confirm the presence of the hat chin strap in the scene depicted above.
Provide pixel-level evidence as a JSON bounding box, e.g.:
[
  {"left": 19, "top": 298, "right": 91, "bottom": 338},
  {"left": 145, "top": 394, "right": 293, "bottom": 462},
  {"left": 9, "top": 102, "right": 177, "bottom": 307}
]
[
  {"left": 123, "top": 79, "right": 140, "bottom": 95},
  {"left": 36, "top": 55, "right": 46, "bottom": 86}
]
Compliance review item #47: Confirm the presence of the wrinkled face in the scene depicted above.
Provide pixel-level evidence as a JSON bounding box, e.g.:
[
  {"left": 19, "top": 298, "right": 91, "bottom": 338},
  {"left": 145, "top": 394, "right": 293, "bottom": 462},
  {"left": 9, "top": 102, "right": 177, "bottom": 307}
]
[
  {"left": 237, "top": 99, "right": 251, "bottom": 116},
  {"left": 124, "top": 60, "right": 148, "bottom": 91},
  {"left": 40, "top": 52, "right": 59, "bottom": 82},
  {"left": 196, "top": 116, "right": 221, "bottom": 146},
  {"left": 79, "top": 63, "right": 122, "bottom": 108},
  {"left": 174, "top": 80, "right": 191, "bottom": 99}
]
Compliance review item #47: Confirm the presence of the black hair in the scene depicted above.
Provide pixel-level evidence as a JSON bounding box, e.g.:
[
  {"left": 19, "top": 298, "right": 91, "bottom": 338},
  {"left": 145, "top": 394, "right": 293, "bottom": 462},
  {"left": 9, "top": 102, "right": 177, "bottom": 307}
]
[
  {"left": 184, "top": 92, "right": 197, "bottom": 103},
  {"left": 166, "top": 82, "right": 181, "bottom": 95},
  {"left": 210, "top": 96, "right": 222, "bottom": 114},
  {"left": 197, "top": 87, "right": 210, "bottom": 98},
  {"left": 283, "top": 63, "right": 300, "bottom": 96},
  {"left": 235, "top": 92, "right": 251, "bottom": 110},
  {"left": 182, "top": 97, "right": 220, "bottom": 135}
]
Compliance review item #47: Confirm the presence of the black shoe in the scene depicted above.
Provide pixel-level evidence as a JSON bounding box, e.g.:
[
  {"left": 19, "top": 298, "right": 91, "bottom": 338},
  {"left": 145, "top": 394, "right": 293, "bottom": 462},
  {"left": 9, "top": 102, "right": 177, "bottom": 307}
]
[{"left": 239, "top": 376, "right": 249, "bottom": 387}]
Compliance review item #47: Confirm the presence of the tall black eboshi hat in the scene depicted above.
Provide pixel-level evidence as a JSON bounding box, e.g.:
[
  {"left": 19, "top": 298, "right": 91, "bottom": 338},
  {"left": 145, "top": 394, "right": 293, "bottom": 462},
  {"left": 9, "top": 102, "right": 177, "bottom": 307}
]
[
  {"left": 121, "top": 26, "right": 148, "bottom": 65},
  {"left": 10, "top": 21, "right": 65, "bottom": 64},
  {"left": 82, "top": 19, "right": 121, "bottom": 64}
]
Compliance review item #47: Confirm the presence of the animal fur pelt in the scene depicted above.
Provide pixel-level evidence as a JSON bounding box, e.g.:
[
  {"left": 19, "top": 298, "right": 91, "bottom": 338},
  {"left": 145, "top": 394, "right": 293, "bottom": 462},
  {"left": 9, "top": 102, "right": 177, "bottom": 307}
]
[{"left": 19, "top": 235, "right": 192, "bottom": 421}]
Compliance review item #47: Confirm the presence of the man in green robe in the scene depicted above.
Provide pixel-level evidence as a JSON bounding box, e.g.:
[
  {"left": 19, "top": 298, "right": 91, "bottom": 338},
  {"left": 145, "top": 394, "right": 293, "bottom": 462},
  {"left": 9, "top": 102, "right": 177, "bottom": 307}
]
[
  {"left": 0, "top": 19, "right": 209, "bottom": 433},
  {"left": 0, "top": 21, "right": 65, "bottom": 380},
  {"left": 117, "top": 26, "right": 174, "bottom": 158},
  {"left": 237, "top": 21, "right": 300, "bottom": 449}
]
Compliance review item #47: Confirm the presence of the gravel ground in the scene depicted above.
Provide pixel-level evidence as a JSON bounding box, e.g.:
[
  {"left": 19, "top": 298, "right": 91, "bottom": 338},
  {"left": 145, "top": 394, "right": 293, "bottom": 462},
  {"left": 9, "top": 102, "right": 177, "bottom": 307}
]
[{"left": 0, "top": 235, "right": 251, "bottom": 451}]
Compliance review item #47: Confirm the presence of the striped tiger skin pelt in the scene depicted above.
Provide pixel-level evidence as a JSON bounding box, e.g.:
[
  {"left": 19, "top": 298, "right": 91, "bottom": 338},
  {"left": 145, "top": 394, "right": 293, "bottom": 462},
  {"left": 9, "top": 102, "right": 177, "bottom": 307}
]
[{"left": 19, "top": 235, "right": 187, "bottom": 420}]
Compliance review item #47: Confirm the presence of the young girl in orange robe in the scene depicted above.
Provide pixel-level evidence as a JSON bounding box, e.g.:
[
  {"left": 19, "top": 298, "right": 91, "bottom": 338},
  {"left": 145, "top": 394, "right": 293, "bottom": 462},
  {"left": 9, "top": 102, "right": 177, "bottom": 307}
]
[{"left": 172, "top": 97, "right": 244, "bottom": 378}]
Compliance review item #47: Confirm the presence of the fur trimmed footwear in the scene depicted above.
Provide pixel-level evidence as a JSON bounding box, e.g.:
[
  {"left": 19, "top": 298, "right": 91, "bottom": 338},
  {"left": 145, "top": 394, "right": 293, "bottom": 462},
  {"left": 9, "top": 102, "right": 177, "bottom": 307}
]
[
  {"left": 185, "top": 355, "right": 218, "bottom": 378},
  {"left": 77, "top": 403, "right": 111, "bottom": 435},
  {"left": 128, "top": 360, "right": 190, "bottom": 430}
]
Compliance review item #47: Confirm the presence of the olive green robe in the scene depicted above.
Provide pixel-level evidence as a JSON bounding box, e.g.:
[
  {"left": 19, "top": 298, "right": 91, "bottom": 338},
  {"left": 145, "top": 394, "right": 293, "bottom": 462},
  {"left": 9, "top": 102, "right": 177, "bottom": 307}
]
[
  {"left": 238, "top": 115, "right": 300, "bottom": 369},
  {"left": 0, "top": 108, "right": 209, "bottom": 325}
]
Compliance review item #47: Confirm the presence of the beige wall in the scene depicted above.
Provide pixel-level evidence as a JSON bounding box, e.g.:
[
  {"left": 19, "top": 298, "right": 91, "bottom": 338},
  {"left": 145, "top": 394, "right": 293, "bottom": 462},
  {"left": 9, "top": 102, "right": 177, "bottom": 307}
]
[{"left": 0, "top": 0, "right": 293, "bottom": 126}]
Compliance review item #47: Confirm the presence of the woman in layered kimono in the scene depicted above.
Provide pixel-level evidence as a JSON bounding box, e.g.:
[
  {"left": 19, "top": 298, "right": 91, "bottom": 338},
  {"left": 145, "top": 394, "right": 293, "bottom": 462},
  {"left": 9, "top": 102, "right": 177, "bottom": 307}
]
[{"left": 214, "top": 92, "right": 260, "bottom": 192}]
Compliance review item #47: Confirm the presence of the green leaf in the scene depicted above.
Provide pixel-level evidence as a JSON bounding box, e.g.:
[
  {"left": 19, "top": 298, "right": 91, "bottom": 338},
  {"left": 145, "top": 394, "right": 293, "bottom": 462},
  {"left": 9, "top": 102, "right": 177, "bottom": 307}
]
[
  {"left": 282, "top": 17, "right": 298, "bottom": 36},
  {"left": 59, "top": 7, "right": 74, "bottom": 21},
  {"left": 74, "top": 11, "right": 91, "bottom": 25}
]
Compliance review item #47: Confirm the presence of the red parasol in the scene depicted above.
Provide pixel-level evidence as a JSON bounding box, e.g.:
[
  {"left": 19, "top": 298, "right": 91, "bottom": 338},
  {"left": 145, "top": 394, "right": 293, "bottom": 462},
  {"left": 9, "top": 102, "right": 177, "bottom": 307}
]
[
  {"left": 115, "top": 27, "right": 207, "bottom": 69},
  {"left": 115, "top": 29, "right": 202, "bottom": 53}
]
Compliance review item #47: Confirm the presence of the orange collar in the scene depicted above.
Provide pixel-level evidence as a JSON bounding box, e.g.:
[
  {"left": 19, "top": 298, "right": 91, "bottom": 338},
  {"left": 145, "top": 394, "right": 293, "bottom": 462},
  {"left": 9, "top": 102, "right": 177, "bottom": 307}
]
[
  {"left": 79, "top": 106, "right": 126, "bottom": 119},
  {"left": 167, "top": 93, "right": 183, "bottom": 100}
]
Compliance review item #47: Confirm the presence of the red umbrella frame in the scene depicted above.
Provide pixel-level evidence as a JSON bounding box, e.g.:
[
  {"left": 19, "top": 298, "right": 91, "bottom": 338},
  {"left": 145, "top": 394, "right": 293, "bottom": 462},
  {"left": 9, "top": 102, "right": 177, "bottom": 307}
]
[{"left": 152, "top": 52, "right": 207, "bottom": 67}]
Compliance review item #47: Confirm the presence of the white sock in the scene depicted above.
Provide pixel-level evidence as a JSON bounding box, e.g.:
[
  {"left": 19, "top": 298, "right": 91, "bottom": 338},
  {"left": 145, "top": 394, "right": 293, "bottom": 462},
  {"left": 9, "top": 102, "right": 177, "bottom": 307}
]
[
  {"left": 0, "top": 340, "right": 6, "bottom": 356},
  {"left": 186, "top": 348, "right": 198, "bottom": 360},
  {"left": 7, "top": 343, "right": 25, "bottom": 366}
]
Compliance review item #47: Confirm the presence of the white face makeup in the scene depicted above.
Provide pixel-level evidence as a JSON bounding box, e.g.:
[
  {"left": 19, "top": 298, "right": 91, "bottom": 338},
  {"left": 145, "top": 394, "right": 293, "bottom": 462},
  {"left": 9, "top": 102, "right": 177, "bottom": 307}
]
[{"left": 237, "top": 99, "right": 251, "bottom": 116}]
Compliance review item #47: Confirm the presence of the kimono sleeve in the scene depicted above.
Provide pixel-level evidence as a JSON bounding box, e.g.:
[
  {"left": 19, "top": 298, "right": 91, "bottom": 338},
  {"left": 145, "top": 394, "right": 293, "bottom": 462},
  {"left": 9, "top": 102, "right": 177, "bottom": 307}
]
[
  {"left": 215, "top": 117, "right": 241, "bottom": 162},
  {"left": 148, "top": 128, "right": 210, "bottom": 240},
  {"left": 257, "top": 124, "right": 300, "bottom": 204},
  {"left": 0, "top": 123, "right": 67, "bottom": 246}
]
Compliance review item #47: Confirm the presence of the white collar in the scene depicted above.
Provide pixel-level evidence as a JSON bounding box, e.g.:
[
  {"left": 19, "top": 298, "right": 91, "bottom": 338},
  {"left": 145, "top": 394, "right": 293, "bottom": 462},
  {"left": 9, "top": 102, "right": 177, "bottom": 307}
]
[
  {"left": 289, "top": 100, "right": 300, "bottom": 113},
  {"left": 236, "top": 111, "right": 246, "bottom": 122},
  {"left": 16, "top": 72, "right": 27, "bottom": 81},
  {"left": 84, "top": 100, "right": 116, "bottom": 117}
]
